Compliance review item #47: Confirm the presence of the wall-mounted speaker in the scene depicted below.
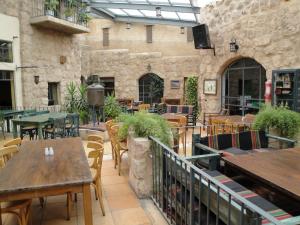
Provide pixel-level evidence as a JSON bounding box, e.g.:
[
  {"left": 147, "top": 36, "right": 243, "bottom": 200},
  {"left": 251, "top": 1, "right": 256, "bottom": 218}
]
[{"left": 192, "top": 24, "right": 211, "bottom": 49}]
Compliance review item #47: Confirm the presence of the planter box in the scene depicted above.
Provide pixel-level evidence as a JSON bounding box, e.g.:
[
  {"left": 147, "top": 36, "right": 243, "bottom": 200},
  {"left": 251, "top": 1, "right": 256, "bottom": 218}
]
[{"left": 127, "top": 135, "right": 152, "bottom": 198}]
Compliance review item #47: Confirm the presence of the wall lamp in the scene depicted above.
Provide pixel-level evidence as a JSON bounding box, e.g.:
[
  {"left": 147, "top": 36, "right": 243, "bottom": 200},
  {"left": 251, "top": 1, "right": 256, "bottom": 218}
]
[
  {"left": 180, "top": 27, "right": 185, "bottom": 34},
  {"left": 34, "top": 75, "right": 39, "bottom": 85},
  {"left": 126, "top": 22, "right": 131, "bottom": 29},
  {"left": 230, "top": 39, "right": 239, "bottom": 52}
]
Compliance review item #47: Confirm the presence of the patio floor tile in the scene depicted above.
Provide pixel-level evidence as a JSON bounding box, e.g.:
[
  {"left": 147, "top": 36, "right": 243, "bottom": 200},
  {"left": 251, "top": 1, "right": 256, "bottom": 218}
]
[
  {"left": 106, "top": 193, "right": 140, "bottom": 211},
  {"left": 111, "top": 207, "right": 151, "bottom": 225}
]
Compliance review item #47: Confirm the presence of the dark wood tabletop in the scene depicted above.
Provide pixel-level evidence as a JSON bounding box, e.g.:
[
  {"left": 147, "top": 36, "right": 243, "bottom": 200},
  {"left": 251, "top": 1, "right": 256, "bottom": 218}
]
[
  {"left": 224, "top": 148, "right": 300, "bottom": 200},
  {"left": 0, "top": 137, "right": 92, "bottom": 194}
]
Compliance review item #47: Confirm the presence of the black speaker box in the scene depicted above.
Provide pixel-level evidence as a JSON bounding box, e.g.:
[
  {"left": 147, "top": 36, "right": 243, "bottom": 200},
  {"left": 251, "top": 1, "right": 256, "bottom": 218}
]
[{"left": 192, "top": 24, "right": 211, "bottom": 49}]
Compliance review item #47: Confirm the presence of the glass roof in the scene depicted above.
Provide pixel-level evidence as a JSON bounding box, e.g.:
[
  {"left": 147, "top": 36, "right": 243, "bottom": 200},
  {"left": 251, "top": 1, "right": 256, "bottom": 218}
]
[{"left": 88, "top": 0, "right": 203, "bottom": 26}]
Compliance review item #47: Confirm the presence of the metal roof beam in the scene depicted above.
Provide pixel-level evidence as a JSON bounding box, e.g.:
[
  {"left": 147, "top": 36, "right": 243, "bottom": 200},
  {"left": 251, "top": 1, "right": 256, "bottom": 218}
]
[
  {"left": 88, "top": 7, "right": 115, "bottom": 19},
  {"left": 114, "top": 16, "right": 198, "bottom": 27},
  {"left": 89, "top": 2, "right": 200, "bottom": 13}
]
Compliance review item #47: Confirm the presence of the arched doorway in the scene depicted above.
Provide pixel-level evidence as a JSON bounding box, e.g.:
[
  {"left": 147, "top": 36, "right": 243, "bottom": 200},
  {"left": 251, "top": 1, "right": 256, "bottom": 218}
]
[
  {"left": 222, "top": 58, "right": 266, "bottom": 115},
  {"left": 139, "top": 73, "right": 164, "bottom": 104}
]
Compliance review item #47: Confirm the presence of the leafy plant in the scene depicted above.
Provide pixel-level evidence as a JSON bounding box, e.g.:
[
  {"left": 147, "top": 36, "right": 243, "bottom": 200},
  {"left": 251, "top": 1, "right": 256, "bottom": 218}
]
[
  {"left": 45, "top": 0, "right": 59, "bottom": 11},
  {"left": 78, "top": 3, "right": 91, "bottom": 24},
  {"left": 65, "top": 82, "right": 77, "bottom": 113},
  {"left": 253, "top": 105, "right": 300, "bottom": 138},
  {"left": 117, "top": 111, "right": 172, "bottom": 146},
  {"left": 104, "top": 94, "right": 122, "bottom": 119},
  {"left": 185, "top": 77, "right": 199, "bottom": 118},
  {"left": 64, "top": 0, "right": 77, "bottom": 17}
]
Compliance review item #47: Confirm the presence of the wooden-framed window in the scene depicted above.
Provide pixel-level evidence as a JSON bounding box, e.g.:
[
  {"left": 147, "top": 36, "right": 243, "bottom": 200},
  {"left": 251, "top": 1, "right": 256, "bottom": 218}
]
[
  {"left": 48, "top": 82, "right": 60, "bottom": 106},
  {"left": 146, "top": 25, "right": 153, "bottom": 43},
  {"left": 103, "top": 28, "right": 109, "bottom": 47}
]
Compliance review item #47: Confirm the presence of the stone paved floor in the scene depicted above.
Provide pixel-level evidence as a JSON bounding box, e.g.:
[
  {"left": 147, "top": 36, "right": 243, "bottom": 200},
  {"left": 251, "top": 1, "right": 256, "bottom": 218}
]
[{"left": 0, "top": 134, "right": 168, "bottom": 225}]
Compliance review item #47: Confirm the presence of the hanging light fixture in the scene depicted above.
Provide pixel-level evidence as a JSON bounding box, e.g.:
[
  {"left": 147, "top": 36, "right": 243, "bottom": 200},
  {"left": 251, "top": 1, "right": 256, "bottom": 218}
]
[
  {"left": 126, "top": 22, "right": 131, "bottom": 29},
  {"left": 180, "top": 27, "right": 185, "bottom": 34},
  {"left": 156, "top": 7, "right": 161, "bottom": 17}
]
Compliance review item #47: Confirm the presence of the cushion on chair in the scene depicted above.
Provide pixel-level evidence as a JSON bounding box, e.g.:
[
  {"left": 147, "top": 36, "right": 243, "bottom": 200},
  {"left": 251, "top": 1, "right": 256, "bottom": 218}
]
[{"left": 238, "top": 131, "right": 253, "bottom": 150}]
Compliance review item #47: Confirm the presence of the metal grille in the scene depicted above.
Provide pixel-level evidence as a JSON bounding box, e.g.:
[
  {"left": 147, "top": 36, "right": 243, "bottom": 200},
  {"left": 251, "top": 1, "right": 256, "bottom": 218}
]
[{"left": 150, "top": 136, "right": 289, "bottom": 225}]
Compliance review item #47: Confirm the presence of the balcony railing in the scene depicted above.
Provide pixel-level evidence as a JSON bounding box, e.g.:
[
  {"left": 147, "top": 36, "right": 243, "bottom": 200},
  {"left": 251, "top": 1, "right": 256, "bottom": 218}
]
[
  {"left": 150, "top": 136, "right": 299, "bottom": 225},
  {"left": 32, "top": 0, "right": 89, "bottom": 27}
]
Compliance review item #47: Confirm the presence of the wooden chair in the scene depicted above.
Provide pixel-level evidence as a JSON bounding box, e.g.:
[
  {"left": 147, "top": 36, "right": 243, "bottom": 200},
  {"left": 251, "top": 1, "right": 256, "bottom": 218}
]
[
  {"left": 87, "top": 135, "right": 104, "bottom": 144},
  {"left": 0, "top": 145, "right": 32, "bottom": 225},
  {"left": 138, "top": 104, "right": 150, "bottom": 111},
  {"left": 105, "top": 120, "right": 116, "bottom": 159},
  {"left": 203, "top": 108, "right": 229, "bottom": 126},
  {"left": 44, "top": 117, "right": 66, "bottom": 139},
  {"left": 110, "top": 125, "right": 128, "bottom": 176},
  {"left": 3, "top": 138, "right": 22, "bottom": 147}
]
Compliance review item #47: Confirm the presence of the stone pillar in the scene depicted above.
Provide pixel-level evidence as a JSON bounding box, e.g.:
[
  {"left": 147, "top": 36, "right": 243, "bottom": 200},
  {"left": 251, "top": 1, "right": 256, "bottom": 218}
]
[{"left": 127, "top": 136, "right": 152, "bottom": 198}]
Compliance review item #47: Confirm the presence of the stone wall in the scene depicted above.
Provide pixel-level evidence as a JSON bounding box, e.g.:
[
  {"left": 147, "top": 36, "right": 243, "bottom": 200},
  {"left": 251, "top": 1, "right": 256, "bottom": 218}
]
[
  {"left": 197, "top": 0, "right": 300, "bottom": 113},
  {"left": 0, "top": 0, "right": 82, "bottom": 108}
]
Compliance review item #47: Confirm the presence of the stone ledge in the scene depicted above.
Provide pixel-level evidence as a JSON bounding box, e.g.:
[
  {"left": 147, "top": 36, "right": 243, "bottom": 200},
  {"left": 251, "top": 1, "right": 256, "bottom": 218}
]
[{"left": 30, "top": 16, "right": 90, "bottom": 34}]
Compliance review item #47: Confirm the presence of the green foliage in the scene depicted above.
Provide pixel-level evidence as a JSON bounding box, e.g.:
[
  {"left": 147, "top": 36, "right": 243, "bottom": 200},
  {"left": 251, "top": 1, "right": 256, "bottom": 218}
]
[
  {"left": 64, "top": 0, "right": 77, "bottom": 17},
  {"left": 78, "top": 3, "right": 91, "bottom": 24},
  {"left": 104, "top": 94, "right": 122, "bottom": 119},
  {"left": 64, "top": 82, "right": 89, "bottom": 124},
  {"left": 117, "top": 111, "right": 172, "bottom": 146},
  {"left": 185, "top": 77, "right": 199, "bottom": 117},
  {"left": 45, "top": 0, "right": 59, "bottom": 11},
  {"left": 253, "top": 105, "right": 300, "bottom": 138}
]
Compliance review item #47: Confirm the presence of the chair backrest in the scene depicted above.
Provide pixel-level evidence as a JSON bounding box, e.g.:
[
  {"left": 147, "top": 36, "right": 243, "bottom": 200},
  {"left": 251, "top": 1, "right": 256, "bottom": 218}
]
[
  {"left": 51, "top": 117, "right": 66, "bottom": 136},
  {"left": 87, "top": 135, "right": 104, "bottom": 144},
  {"left": 138, "top": 104, "right": 150, "bottom": 111},
  {"left": 3, "top": 138, "right": 22, "bottom": 147},
  {"left": 110, "top": 125, "right": 121, "bottom": 152},
  {"left": 87, "top": 141, "right": 104, "bottom": 177},
  {"left": 0, "top": 145, "right": 19, "bottom": 168},
  {"left": 243, "top": 113, "right": 256, "bottom": 124}
]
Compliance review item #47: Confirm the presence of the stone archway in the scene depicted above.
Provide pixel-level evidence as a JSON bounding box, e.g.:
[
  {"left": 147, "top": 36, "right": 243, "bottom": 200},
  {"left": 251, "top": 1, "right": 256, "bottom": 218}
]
[
  {"left": 221, "top": 57, "right": 267, "bottom": 115},
  {"left": 139, "top": 73, "right": 164, "bottom": 104}
]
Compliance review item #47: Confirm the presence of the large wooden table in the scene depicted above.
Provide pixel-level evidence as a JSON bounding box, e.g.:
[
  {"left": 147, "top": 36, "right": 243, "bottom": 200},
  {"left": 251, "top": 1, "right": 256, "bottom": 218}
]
[
  {"left": 0, "top": 138, "right": 93, "bottom": 225},
  {"left": 162, "top": 113, "right": 187, "bottom": 126},
  {"left": 12, "top": 112, "right": 67, "bottom": 139},
  {"left": 224, "top": 148, "right": 300, "bottom": 201}
]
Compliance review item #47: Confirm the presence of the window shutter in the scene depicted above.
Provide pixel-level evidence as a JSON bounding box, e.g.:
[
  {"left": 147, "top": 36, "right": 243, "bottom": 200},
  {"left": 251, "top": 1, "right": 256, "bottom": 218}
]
[
  {"left": 103, "top": 28, "right": 109, "bottom": 47},
  {"left": 146, "top": 25, "right": 153, "bottom": 43},
  {"left": 187, "top": 27, "right": 193, "bottom": 42}
]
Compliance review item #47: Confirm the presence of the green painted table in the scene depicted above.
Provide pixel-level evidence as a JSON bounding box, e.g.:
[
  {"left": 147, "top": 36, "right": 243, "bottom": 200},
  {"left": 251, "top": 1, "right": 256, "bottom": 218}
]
[
  {"left": 0, "top": 110, "right": 24, "bottom": 132},
  {"left": 12, "top": 112, "right": 67, "bottom": 139}
]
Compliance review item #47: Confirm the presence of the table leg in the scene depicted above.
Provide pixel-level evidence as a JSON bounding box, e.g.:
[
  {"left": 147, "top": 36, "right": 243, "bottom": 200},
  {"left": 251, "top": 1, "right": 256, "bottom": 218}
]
[
  {"left": 6, "top": 118, "right": 10, "bottom": 133},
  {"left": 12, "top": 122, "right": 18, "bottom": 138},
  {"left": 38, "top": 125, "right": 43, "bottom": 139},
  {"left": 83, "top": 184, "right": 93, "bottom": 225}
]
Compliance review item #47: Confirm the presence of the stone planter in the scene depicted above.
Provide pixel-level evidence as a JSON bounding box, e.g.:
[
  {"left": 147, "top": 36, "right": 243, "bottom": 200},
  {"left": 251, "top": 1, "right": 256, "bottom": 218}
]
[{"left": 127, "top": 135, "right": 152, "bottom": 198}]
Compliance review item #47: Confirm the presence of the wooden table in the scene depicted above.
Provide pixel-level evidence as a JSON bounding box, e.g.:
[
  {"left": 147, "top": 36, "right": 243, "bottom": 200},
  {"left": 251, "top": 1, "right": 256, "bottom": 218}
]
[
  {"left": 162, "top": 113, "right": 187, "bottom": 126},
  {"left": 224, "top": 148, "right": 300, "bottom": 200},
  {"left": 0, "top": 138, "right": 93, "bottom": 225},
  {"left": 12, "top": 112, "right": 67, "bottom": 139}
]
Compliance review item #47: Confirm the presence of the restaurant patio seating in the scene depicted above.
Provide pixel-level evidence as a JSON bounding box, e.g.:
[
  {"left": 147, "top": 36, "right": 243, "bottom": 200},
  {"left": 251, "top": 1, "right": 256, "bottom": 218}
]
[
  {"left": 110, "top": 125, "right": 128, "bottom": 176},
  {"left": 138, "top": 104, "right": 150, "bottom": 111},
  {"left": 65, "top": 113, "right": 79, "bottom": 137},
  {"left": 161, "top": 97, "right": 182, "bottom": 105},
  {"left": 165, "top": 104, "right": 195, "bottom": 125},
  {"left": 44, "top": 117, "right": 66, "bottom": 139},
  {"left": 68, "top": 141, "right": 105, "bottom": 218},
  {"left": 0, "top": 145, "right": 32, "bottom": 225},
  {"left": 203, "top": 108, "right": 229, "bottom": 126}
]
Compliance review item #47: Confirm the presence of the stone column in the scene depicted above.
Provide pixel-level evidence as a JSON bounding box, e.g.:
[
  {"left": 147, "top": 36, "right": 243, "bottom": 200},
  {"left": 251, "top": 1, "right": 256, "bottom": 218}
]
[{"left": 127, "top": 135, "right": 152, "bottom": 198}]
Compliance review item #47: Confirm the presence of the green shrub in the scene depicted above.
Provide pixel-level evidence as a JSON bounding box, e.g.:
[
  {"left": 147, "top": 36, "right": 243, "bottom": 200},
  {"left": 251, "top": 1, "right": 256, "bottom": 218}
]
[
  {"left": 117, "top": 111, "right": 172, "bottom": 146},
  {"left": 104, "top": 94, "right": 122, "bottom": 119},
  {"left": 185, "top": 77, "right": 199, "bottom": 118},
  {"left": 253, "top": 105, "right": 300, "bottom": 138}
]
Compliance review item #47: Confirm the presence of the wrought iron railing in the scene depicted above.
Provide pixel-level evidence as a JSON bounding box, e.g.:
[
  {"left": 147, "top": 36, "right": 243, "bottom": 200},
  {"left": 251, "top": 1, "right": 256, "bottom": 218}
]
[
  {"left": 32, "top": 0, "right": 89, "bottom": 27},
  {"left": 150, "top": 136, "right": 297, "bottom": 225}
]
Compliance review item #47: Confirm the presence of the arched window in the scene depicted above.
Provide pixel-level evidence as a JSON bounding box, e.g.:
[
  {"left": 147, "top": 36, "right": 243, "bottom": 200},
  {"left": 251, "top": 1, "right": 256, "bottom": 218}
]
[
  {"left": 222, "top": 58, "right": 266, "bottom": 115},
  {"left": 139, "top": 73, "right": 164, "bottom": 104}
]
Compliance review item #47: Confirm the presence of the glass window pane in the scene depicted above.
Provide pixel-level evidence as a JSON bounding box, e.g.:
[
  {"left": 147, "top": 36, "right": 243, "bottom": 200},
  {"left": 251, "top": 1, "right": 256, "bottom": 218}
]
[
  {"left": 161, "top": 11, "right": 179, "bottom": 20},
  {"left": 122, "top": 9, "right": 144, "bottom": 16},
  {"left": 170, "top": 0, "right": 191, "bottom": 6},
  {"left": 107, "top": 8, "right": 127, "bottom": 16},
  {"left": 140, "top": 10, "right": 157, "bottom": 17},
  {"left": 148, "top": 0, "right": 170, "bottom": 5},
  {"left": 130, "top": 0, "right": 148, "bottom": 3},
  {"left": 177, "top": 12, "right": 196, "bottom": 21}
]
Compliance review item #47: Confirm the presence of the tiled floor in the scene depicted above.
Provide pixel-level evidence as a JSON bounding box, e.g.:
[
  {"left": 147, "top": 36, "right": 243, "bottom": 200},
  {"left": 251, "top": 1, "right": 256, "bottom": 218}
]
[{"left": 0, "top": 134, "right": 168, "bottom": 225}]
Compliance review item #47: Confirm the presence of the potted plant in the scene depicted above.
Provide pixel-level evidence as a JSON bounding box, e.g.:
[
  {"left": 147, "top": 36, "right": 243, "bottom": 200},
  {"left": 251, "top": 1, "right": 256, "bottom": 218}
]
[
  {"left": 104, "top": 94, "right": 122, "bottom": 120},
  {"left": 253, "top": 105, "right": 300, "bottom": 147},
  {"left": 64, "top": 0, "right": 77, "bottom": 22},
  {"left": 44, "top": 0, "right": 59, "bottom": 16},
  {"left": 185, "top": 76, "right": 199, "bottom": 125},
  {"left": 116, "top": 112, "right": 172, "bottom": 197},
  {"left": 78, "top": 3, "right": 91, "bottom": 25}
]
